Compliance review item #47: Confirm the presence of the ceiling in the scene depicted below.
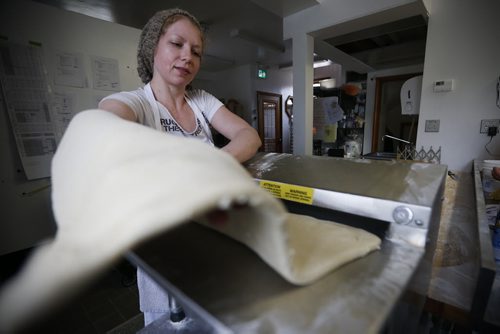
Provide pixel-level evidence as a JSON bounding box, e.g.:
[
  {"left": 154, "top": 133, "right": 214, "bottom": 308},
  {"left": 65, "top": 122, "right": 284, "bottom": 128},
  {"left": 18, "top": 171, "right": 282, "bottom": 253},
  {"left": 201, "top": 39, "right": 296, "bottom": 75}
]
[
  {"left": 30, "top": 0, "right": 427, "bottom": 74},
  {"left": 325, "top": 15, "right": 428, "bottom": 71}
]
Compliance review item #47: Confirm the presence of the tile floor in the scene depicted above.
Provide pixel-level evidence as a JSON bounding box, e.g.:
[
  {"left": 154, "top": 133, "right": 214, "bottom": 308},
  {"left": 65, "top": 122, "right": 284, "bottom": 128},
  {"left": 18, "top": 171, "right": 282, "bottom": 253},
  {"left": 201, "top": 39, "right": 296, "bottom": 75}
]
[{"left": 0, "top": 249, "right": 143, "bottom": 333}]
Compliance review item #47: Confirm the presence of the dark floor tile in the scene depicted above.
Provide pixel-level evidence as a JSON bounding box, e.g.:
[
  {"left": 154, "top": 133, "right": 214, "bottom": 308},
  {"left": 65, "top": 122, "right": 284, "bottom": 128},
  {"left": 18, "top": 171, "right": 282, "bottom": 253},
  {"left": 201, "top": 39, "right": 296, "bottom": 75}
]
[
  {"left": 84, "top": 299, "right": 117, "bottom": 322},
  {"left": 115, "top": 304, "right": 141, "bottom": 321},
  {"left": 80, "top": 291, "right": 110, "bottom": 312},
  {"left": 107, "top": 313, "right": 144, "bottom": 334},
  {"left": 92, "top": 312, "right": 127, "bottom": 333},
  {"left": 66, "top": 322, "right": 100, "bottom": 334},
  {"left": 110, "top": 295, "right": 140, "bottom": 318},
  {"left": 58, "top": 307, "right": 92, "bottom": 328},
  {"left": 34, "top": 307, "right": 94, "bottom": 334},
  {"left": 1, "top": 254, "right": 140, "bottom": 334},
  {"left": 110, "top": 290, "right": 138, "bottom": 305}
]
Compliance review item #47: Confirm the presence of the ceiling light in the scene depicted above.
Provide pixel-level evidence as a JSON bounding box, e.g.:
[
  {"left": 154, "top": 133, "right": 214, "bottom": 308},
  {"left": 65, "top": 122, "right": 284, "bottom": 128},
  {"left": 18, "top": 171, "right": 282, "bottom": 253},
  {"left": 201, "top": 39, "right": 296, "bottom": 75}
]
[
  {"left": 320, "top": 78, "right": 336, "bottom": 89},
  {"left": 313, "top": 60, "right": 332, "bottom": 68}
]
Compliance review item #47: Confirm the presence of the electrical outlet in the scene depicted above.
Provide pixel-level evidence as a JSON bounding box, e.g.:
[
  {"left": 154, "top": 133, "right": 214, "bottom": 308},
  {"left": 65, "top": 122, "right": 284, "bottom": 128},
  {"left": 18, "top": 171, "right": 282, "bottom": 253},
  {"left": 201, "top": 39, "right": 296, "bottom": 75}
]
[{"left": 480, "top": 119, "right": 500, "bottom": 133}]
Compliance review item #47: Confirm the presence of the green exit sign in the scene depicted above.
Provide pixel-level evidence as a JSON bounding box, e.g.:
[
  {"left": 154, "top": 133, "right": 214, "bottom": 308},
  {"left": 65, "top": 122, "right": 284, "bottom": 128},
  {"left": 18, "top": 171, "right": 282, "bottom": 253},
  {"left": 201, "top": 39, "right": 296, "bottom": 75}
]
[{"left": 258, "top": 69, "right": 267, "bottom": 79}]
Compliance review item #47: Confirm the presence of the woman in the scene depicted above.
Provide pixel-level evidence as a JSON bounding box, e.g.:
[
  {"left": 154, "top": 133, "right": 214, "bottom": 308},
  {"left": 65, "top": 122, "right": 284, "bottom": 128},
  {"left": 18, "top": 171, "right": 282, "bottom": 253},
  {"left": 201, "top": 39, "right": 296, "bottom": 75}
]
[
  {"left": 99, "top": 8, "right": 261, "bottom": 326},
  {"left": 99, "top": 8, "right": 261, "bottom": 163}
]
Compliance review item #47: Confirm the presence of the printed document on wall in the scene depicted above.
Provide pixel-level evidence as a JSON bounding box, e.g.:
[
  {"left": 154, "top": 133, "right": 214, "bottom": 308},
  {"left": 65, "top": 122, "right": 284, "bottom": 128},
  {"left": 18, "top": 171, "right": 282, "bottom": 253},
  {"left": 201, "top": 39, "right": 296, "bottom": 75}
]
[
  {"left": 51, "top": 91, "right": 77, "bottom": 142},
  {"left": 0, "top": 42, "right": 55, "bottom": 180},
  {"left": 91, "top": 55, "right": 121, "bottom": 91},
  {"left": 54, "top": 51, "right": 86, "bottom": 88}
]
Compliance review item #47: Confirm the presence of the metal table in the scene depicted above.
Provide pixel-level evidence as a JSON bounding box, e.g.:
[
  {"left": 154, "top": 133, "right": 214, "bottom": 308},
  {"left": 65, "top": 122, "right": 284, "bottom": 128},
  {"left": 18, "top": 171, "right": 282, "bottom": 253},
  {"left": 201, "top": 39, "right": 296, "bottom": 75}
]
[
  {"left": 129, "top": 153, "right": 448, "bottom": 333},
  {"left": 129, "top": 223, "right": 424, "bottom": 333}
]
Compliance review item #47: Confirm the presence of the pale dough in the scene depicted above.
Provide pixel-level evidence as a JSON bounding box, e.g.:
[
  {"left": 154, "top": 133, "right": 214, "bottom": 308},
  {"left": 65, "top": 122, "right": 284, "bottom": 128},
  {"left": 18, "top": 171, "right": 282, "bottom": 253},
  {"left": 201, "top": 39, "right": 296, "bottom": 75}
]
[
  {"left": 0, "top": 110, "right": 380, "bottom": 331},
  {"left": 199, "top": 213, "right": 381, "bottom": 285}
]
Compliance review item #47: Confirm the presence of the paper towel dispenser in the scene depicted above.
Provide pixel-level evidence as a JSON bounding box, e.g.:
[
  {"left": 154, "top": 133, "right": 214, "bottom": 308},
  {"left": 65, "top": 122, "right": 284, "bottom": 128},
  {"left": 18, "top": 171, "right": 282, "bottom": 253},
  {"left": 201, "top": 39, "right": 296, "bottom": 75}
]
[{"left": 401, "top": 75, "right": 423, "bottom": 115}]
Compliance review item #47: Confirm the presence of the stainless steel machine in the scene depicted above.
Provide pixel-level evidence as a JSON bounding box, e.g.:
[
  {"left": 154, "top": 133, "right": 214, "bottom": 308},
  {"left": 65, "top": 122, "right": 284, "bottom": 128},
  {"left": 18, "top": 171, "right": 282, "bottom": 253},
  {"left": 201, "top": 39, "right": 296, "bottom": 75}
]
[{"left": 128, "top": 153, "right": 447, "bottom": 333}]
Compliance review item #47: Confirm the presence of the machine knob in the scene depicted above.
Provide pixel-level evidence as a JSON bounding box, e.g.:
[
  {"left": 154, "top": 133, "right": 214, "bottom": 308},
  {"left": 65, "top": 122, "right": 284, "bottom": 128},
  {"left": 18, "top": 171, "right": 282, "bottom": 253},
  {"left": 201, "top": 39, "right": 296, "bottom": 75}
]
[{"left": 393, "top": 206, "right": 413, "bottom": 224}]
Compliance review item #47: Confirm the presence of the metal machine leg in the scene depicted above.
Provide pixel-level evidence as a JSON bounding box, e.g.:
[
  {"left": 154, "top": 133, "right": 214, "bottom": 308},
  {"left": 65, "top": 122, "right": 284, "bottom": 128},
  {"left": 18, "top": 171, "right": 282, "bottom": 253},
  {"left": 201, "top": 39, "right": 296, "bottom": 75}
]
[{"left": 168, "top": 294, "right": 186, "bottom": 322}]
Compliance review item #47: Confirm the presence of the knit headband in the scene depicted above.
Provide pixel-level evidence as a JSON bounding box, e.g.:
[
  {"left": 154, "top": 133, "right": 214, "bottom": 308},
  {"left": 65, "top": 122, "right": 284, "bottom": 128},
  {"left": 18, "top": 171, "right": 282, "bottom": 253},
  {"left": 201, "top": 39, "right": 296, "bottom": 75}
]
[{"left": 137, "top": 8, "right": 204, "bottom": 84}]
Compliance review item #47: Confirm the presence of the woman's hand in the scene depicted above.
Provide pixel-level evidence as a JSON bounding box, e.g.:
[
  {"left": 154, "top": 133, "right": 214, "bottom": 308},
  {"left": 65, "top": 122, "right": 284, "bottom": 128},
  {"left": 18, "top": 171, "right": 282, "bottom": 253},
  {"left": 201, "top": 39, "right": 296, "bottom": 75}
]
[{"left": 205, "top": 202, "right": 248, "bottom": 227}]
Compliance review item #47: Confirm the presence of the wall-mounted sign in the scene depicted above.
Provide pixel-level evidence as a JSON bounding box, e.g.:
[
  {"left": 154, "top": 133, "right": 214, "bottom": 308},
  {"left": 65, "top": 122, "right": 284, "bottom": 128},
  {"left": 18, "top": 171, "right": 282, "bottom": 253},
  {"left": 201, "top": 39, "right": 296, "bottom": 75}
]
[{"left": 257, "top": 69, "right": 267, "bottom": 79}]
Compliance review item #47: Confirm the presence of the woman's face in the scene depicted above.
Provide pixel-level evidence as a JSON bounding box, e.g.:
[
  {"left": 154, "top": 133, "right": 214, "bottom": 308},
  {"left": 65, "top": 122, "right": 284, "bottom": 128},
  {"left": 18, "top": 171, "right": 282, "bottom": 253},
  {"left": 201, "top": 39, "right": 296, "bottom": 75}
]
[{"left": 153, "top": 17, "right": 203, "bottom": 88}]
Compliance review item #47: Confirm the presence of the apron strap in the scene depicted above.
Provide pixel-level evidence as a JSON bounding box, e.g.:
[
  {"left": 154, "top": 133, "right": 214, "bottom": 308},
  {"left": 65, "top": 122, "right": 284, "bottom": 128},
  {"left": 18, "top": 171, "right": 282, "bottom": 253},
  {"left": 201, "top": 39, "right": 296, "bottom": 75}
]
[{"left": 143, "top": 83, "right": 163, "bottom": 131}]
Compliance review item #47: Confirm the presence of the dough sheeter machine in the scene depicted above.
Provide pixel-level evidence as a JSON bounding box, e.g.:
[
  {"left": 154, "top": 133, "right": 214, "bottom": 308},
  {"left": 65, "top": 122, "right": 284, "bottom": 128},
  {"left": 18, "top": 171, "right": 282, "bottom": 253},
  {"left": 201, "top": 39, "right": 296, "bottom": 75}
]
[{"left": 127, "top": 152, "right": 447, "bottom": 333}]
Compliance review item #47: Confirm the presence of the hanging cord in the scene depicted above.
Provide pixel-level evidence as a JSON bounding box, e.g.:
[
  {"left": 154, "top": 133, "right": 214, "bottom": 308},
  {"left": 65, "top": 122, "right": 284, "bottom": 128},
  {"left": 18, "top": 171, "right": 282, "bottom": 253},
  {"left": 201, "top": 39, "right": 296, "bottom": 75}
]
[{"left": 485, "top": 134, "right": 500, "bottom": 157}]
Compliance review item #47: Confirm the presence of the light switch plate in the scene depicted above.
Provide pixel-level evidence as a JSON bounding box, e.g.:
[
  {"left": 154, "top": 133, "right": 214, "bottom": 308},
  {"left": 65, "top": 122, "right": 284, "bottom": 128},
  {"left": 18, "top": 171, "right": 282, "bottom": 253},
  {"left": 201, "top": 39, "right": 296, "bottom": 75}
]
[{"left": 425, "top": 120, "right": 440, "bottom": 132}]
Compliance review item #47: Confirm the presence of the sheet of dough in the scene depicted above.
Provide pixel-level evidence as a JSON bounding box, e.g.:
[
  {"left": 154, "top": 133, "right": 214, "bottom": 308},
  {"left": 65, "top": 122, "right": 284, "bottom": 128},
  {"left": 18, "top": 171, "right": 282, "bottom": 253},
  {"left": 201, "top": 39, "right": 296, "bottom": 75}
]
[{"left": 0, "top": 110, "right": 380, "bottom": 331}]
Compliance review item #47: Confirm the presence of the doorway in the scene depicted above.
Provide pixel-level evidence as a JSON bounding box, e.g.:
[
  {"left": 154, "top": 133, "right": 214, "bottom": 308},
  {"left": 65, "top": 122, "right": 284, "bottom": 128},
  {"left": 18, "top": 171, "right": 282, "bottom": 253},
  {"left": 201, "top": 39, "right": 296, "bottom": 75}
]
[
  {"left": 257, "top": 91, "right": 282, "bottom": 153},
  {"left": 372, "top": 73, "right": 422, "bottom": 153}
]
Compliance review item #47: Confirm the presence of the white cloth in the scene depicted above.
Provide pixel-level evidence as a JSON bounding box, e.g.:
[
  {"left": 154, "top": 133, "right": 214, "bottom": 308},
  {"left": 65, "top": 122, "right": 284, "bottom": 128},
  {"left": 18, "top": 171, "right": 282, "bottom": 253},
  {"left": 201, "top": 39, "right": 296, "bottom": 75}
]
[
  {"left": 0, "top": 110, "right": 380, "bottom": 332},
  {"left": 137, "top": 268, "right": 168, "bottom": 313}
]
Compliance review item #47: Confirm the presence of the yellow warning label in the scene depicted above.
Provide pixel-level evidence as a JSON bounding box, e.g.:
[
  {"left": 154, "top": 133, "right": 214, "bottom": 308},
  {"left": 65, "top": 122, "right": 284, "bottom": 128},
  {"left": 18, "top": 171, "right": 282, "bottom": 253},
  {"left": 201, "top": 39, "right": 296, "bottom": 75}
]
[{"left": 259, "top": 181, "right": 314, "bottom": 205}]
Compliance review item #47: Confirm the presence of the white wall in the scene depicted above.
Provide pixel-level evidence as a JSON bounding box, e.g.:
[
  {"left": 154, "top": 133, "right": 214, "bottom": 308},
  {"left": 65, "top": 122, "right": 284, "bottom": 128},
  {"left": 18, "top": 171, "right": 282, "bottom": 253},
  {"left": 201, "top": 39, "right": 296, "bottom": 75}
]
[
  {"left": 417, "top": 0, "right": 500, "bottom": 172},
  {"left": 195, "top": 64, "right": 254, "bottom": 124},
  {"left": 0, "top": 1, "right": 142, "bottom": 110},
  {"left": 0, "top": 1, "right": 142, "bottom": 255}
]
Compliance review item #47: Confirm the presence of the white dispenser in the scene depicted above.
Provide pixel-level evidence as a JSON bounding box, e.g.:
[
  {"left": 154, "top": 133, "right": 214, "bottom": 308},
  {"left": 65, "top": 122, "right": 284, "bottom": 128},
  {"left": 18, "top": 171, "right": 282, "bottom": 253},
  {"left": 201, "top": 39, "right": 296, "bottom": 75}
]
[{"left": 401, "top": 75, "right": 423, "bottom": 115}]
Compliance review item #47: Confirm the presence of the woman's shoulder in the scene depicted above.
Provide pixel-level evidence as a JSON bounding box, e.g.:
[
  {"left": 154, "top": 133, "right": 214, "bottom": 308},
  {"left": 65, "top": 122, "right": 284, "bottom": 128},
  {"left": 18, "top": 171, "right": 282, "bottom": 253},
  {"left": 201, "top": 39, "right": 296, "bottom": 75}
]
[
  {"left": 186, "top": 87, "right": 216, "bottom": 101},
  {"left": 186, "top": 88, "right": 224, "bottom": 119},
  {"left": 100, "top": 86, "right": 152, "bottom": 124}
]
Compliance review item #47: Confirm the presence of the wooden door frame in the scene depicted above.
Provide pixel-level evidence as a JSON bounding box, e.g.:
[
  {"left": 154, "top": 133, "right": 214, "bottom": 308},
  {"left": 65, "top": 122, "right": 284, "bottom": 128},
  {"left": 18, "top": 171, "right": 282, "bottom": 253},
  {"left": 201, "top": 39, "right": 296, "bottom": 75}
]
[
  {"left": 257, "top": 91, "right": 283, "bottom": 153},
  {"left": 371, "top": 72, "right": 422, "bottom": 152}
]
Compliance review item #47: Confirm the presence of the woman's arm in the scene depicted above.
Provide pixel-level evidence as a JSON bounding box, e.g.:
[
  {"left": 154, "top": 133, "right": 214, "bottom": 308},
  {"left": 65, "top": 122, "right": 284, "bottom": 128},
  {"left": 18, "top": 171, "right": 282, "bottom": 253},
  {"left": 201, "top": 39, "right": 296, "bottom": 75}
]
[
  {"left": 210, "top": 106, "right": 261, "bottom": 163},
  {"left": 98, "top": 99, "right": 137, "bottom": 122}
]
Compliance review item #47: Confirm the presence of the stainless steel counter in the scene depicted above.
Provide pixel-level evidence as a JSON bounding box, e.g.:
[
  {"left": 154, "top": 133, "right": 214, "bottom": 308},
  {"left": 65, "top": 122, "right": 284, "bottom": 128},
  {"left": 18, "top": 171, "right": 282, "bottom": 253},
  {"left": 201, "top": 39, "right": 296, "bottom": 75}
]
[
  {"left": 129, "top": 153, "right": 448, "bottom": 333},
  {"left": 245, "top": 153, "right": 447, "bottom": 249},
  {"left": 245, "top": 153, "right": 446, "bottom": 208},
  {"left": 129, "top": 223, "right": 425, "bottom": 333}
]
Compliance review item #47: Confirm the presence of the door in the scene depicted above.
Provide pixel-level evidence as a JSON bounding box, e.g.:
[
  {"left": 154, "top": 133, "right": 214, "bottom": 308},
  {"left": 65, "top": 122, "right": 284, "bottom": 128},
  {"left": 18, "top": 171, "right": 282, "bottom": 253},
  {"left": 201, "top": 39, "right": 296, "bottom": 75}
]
[
  {"left": 372, "top": 73, "right": 421, "bottom": 153},
  {"left": 257, "top": 91, "right": 282, "bottom": 153}
]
